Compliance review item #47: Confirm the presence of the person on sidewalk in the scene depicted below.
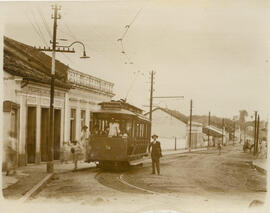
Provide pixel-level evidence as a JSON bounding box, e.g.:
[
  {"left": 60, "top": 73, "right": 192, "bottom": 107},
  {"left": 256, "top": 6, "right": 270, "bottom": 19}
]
[
  {"left": 148, "top": 134, "right": 162, "bottom": 175},
  {"left": 70, "top": 140, "right": 84, "bottom": 171},
  {"left": 5, "top": 131, "right": 17, "bottom": 176},
  {"left": 80, "top": 125, "right": 90, "bottom": 162},
  {"left": 217, "top": 141, "right": 222, "bottom": 155},
  {"left": 62, "top": 141, "right": 70, "bottom": 164}
]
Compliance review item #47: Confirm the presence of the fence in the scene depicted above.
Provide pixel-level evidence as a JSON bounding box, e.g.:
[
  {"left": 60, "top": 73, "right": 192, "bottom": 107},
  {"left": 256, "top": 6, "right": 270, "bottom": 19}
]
[{"left": 158, "top": 137, "right": 187, "bottom": 151}]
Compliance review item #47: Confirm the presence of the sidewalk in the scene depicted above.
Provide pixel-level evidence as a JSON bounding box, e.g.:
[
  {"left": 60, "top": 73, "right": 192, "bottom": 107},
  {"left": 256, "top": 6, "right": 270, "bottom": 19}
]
[
  {"left": 162, "top": 147, "right": 207, "bottom": 155},
  {"left": 2, "top": 161, "right": 95, "bottom": 200},
  {"left": 2, "top": 147, "right": 206, "bottom": 201}
]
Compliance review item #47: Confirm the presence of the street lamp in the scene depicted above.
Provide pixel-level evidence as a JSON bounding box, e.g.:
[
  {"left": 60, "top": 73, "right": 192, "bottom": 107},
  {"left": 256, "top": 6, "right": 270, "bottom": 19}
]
[{"left": 56, "top": 41, "right": 90, "bottom": 59}]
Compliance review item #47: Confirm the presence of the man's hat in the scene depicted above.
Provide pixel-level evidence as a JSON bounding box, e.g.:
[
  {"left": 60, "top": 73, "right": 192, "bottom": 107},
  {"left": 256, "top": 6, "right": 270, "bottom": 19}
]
[
  {"left": 152, "top": 134, "right": 158, "bottom": 139},
  {"left": 82, "top": 125, "right": 88, "bottom": 129}
]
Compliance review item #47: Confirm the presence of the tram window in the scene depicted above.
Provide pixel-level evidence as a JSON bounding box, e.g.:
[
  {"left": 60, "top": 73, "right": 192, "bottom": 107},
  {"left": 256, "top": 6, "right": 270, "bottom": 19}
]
[
  {"left": 144, "top": 124, "right": 148, "bottom": 138},
  {"left": 92, "top": 117, "right": 133, "bottom": 137},
  {"left": 136, "top": 123, "right": 140, "bottom": 137},
  {"left": 126, "top": 121, "right": 132, "bottom": 136},
  {"left": 140, "top": 124, "right": 144, "bottom": 137}
]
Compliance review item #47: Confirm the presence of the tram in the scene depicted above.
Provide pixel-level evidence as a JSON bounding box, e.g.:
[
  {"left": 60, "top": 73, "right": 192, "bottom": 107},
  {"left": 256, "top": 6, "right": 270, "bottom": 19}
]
[{"left": 86, "top": 100, "right": 151, "bottom": 170}]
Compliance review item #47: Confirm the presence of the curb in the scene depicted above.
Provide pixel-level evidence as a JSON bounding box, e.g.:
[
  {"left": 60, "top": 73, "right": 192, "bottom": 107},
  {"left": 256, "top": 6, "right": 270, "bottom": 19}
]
[
  {"left": 252, "top": 162, "right": 267, "bottom": 175},
  {"left": 18, "top": 173, "right": 54, "bottom": 203}
]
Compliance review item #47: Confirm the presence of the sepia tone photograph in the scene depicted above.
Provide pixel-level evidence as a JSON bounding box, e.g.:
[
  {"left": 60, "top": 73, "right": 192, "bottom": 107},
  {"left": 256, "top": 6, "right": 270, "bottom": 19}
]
[{"left": 0, "top": 1, "right": 269, "bottom": 213}]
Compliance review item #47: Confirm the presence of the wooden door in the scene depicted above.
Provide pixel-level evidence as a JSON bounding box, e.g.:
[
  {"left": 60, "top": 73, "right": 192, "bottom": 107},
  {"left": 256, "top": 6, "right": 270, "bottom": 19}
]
[
  {"left": 27, "top": 107, "right": 36, "bottom": 163},
  {"left": 54, "top": 109, "right": 61, "bottom": 160},
  {"left": 41, "top": 108, "right": 49, "bottom": 162}
]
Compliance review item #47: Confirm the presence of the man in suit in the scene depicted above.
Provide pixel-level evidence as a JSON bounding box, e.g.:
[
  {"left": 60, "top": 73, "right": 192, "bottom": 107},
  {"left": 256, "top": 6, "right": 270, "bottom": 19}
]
[{"left": 148, "top": 134, "right": 162, "bottom": 175}]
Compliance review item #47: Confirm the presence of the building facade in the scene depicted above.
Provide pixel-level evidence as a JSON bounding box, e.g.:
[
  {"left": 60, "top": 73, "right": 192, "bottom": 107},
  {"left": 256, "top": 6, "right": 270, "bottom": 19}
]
[
  {"left": 2, "top": 37, "right": 114, "bottom": 169},
  {"left": 187, "top": 121, "right": 204, "bottom": 148},
  {"left": 145, "top": 107, "right": 188, "bottom": 150}
]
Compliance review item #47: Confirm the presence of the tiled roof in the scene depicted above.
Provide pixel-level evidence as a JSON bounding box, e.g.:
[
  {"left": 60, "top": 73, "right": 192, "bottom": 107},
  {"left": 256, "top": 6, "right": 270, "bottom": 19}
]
[{"left": 4, "top": 36, "right": 72, "bottom": 89}]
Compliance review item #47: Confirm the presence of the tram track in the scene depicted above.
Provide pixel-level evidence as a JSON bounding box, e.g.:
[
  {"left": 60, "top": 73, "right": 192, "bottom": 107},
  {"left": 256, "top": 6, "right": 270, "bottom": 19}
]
[{"left": 95, "top": 153, "right": 189, "bottom": 196}]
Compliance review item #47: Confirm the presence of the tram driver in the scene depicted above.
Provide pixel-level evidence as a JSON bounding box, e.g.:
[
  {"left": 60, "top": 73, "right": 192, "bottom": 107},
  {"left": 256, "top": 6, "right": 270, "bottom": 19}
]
[{"left": 108, "top": 118, "right": 120, "bottom": 137}]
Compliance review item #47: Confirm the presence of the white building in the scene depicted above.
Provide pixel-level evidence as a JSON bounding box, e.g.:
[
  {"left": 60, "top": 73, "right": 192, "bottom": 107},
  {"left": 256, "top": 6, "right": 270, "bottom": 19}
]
[
  {"left": 187, "top": 121, "right": 204, "bottom": 148},
  {"left": 2, "top": 37, "right": 114, "bottom": 169},
  {"left": 145, "top": 107, "right": 188, "bottom": 150}
]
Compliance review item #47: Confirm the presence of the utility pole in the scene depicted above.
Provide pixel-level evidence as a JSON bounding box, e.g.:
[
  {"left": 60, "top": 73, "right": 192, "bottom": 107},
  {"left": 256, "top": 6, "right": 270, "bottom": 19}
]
[
  {"left": 253, "top": 111, "right": 257, "bottom": 156},
  {"left": 233, "top": 122, "right": 235, "bottom": 145},
  {"left": 189, "top": 99, "right": 192, "bottom": 152},
  {"left": 208, "top": 111, "right": 211, "bottom": 148},
  {"left": 36, "top": 4, "right": 89, "bottom": 173},
  {"left": 222, "top": 118, "right": 224, "bottom": 145},
  {"left": 149, "top": 71, "right": 154, "bottom": 139},
  {"left": 47, "top": 4, "right": 60, "bottom": 173},
  {"left": 256, "top": 114, "right": 260, "bottom": 155}
]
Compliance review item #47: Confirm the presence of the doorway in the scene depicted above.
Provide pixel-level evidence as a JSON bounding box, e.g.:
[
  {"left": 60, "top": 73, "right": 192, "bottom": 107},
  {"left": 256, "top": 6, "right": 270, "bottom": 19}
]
[
  {"left": 54, "top": 109, "right": 61, "bottom": 160},
  {"left": 27, "top": 107, "right": 36, "bottom": 164},
  {"left": 41, "top": 108, "right": 49, "bottom": 162},
  {"left": 40, "top": 108, "right": 61, "bottom": 161}
]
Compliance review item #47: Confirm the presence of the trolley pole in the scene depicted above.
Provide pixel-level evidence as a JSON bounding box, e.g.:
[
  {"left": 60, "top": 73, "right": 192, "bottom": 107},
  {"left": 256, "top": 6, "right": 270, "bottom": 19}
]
[
  {"left": 208, "top": 111, "right": 211, "bottom": 149},
  {"left": 253, "top": 111, "right": 257, "bottom": 156},
  {"left": 149, "top": 71, "right": 154, "bottom": 138},
  {"left": 188, "top": 100, "right": 192, "bottom": 152}
]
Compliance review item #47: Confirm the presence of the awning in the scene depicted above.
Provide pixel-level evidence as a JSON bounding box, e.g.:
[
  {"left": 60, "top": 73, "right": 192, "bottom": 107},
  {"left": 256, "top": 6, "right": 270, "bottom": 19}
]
[{"left": 203, "top": 125, "right": 224, "bottom": 137}]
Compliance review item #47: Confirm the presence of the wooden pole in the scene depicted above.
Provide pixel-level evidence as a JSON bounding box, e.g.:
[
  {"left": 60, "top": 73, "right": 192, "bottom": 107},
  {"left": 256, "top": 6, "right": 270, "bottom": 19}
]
[
  {"left": 47, "top": 4, "right": 59, "bottom": 173},
  {"left": 253, "top": 111, "right": 257, "bottom": 156},
  {"left": 189, "top": 99, "right": 192, "bottom": 152},
  {"left": 256, "top": 115, "right": 260, "bottom": 154},
  {"left": 208, "top": 112, "right": 210, "bottom": 148},
  {"left": 149, "top": 71, "right": 154, "bottom": 140}
]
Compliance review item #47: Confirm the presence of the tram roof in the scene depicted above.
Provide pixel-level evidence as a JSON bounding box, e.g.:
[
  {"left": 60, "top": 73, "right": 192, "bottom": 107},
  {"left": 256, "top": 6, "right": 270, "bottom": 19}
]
[
  {"left": 93, "top": 108, "right": 150, "bottom": 122},
  {"left": 98, "top": 100, "right": 143, "bottom": 114}
]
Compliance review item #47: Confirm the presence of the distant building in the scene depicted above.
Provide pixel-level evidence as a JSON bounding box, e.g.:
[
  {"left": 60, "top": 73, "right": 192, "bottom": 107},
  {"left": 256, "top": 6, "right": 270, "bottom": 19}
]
[
  {"left": 2, "top": 37, "right": 114, "bottom": 169},
  {"left": 187, "top": 121, "right": 204, "bottom": 148},
  {"left": 145, "top": 107, "right": 188, "bottom": 150},
  {"left": 202, "top": 125, "right": 228, "bottom": 146}
]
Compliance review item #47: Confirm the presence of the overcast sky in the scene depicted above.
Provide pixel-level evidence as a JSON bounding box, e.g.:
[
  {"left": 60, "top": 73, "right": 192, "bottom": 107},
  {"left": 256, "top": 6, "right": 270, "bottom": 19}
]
[{"left": 1, "top": 0, "right": 269, "bottom": 120}]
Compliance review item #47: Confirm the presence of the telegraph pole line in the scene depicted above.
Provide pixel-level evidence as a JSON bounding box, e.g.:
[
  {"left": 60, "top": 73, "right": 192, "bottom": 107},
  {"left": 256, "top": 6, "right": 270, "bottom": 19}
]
[{"left": 189, "top": 99, "right": 192, "bottom": 152}]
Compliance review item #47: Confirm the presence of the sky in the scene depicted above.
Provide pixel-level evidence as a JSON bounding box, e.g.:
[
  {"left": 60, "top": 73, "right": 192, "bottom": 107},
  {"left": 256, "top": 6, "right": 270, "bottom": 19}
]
[{"left": 0, "top": 0, "right": 269, "bottom": 120}]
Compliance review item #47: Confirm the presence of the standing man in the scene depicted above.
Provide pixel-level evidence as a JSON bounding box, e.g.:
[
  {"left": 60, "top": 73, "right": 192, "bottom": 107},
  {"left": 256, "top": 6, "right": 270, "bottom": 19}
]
[
  {"left": 217, "top": 141, "right": 222, "bottom": 155},
  {"left": 148, "top": 134, "right": 162, "bottom": 175}
]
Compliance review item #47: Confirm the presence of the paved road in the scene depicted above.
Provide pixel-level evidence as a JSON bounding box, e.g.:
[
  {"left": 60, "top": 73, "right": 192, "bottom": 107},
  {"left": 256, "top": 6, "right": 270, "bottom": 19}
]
[{"left": 31, "top": 144, "right": 266, "bottom": 213}]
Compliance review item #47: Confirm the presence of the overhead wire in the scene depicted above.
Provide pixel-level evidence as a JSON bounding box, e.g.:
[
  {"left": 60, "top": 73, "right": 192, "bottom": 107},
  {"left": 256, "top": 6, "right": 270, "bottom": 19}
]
[
  {"left": 36, "top": 6, "right": 52, "bottom": 39},
  {"left": 117, "top": 7, "right": 143, "bottom": 65},
  {"left": 35, "top": 8, "right": 74, "bottom": 65},
  {"left": 25, "top": 10, "right": 48, "bottom": 47},
  {"left": 30, "top": 9, "right": 49, "bottom": 46}
]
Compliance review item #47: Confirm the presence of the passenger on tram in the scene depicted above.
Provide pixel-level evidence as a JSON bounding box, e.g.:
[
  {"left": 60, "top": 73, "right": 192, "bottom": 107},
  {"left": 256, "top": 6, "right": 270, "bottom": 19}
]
[{"left": 108, "top": 118, "right": 120, "bottom": 137}]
